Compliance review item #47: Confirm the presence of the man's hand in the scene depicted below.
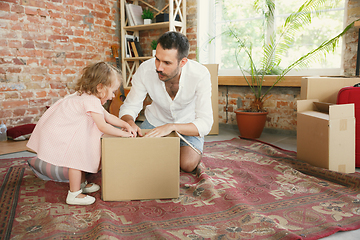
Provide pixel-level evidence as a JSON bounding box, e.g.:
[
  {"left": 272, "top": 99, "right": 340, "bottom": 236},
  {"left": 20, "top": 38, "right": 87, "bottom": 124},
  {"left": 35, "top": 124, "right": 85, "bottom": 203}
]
[
  {"left": 144, "top": 124, "right": 174, "bottom": 138},
  {"left": 121, "top": 115, "right": 143, "bottom": 137}
]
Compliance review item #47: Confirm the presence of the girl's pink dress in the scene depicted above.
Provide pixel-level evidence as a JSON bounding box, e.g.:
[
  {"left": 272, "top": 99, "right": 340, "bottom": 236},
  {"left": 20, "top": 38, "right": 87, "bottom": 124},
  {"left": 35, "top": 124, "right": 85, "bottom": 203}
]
[{"left": 27, "top": 93, "right": 104, "bottom": 173}]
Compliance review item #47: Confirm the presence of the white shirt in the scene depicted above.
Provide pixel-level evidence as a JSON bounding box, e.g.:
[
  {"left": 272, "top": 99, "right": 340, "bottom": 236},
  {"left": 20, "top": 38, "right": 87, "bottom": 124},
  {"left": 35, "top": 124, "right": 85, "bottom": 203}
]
[{"left": 119, "top": 58, "right": 213, "bottom": 137}]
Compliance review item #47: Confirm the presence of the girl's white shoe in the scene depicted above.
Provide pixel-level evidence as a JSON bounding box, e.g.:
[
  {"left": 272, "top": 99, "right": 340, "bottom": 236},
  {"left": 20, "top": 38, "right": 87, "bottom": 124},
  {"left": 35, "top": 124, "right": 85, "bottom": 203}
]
[
  {"left": 66, "top": 189, "right": 95, "bottom": 205},
  {"left": 81, "top": 181, "right": 100, "bottom": 193}
]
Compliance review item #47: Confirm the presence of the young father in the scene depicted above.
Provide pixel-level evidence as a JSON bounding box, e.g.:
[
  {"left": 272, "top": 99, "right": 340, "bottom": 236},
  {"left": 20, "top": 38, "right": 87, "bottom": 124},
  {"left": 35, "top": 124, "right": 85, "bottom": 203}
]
[{"left": 119, "top": 31, "right": 213, "bottom": 173}]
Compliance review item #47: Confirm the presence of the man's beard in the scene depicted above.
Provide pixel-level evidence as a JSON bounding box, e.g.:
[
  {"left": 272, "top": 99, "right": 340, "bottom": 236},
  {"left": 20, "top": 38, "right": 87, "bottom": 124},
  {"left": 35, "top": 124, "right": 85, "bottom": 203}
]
[{"left": 156, "top": 67, "right": 180, "bottom": 82}]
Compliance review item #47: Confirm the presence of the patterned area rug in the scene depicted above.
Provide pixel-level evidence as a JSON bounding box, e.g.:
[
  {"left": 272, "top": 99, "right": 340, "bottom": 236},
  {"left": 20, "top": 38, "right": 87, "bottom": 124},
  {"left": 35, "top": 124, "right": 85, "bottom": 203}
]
[{"left": 1, "top": 138, "right": 360, "bottom": 240}]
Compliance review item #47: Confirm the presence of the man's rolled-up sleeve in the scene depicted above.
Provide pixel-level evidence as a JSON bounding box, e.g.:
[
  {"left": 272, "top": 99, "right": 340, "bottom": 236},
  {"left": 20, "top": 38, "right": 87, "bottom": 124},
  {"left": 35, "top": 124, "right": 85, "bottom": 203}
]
[{"left": 119, "top": 70, "right": 148, "bottom": 120}]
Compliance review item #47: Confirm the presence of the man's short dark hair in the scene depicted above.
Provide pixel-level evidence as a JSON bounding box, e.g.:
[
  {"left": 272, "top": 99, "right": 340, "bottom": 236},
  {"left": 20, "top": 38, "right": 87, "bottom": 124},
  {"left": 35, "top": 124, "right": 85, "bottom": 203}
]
[{"left": 157, "top": 31, "right": 189, "bottom": 61}]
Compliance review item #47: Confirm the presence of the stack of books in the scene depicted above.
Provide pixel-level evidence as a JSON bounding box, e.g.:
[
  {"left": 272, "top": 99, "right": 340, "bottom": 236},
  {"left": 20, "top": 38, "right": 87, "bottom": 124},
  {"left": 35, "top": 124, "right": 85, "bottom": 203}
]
[
  {"left": 125, "top": 35, "right": 144, "bottom": 58},
  {"left": 125, "top": 3, "right": 144, "bottom": 26}
]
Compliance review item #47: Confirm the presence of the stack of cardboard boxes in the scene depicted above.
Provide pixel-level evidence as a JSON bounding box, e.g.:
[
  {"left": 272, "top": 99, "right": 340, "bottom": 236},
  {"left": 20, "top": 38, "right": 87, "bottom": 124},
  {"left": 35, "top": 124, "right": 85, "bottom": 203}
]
[{"left": 297, "top": 77, "right": 359, "bottom": 173}]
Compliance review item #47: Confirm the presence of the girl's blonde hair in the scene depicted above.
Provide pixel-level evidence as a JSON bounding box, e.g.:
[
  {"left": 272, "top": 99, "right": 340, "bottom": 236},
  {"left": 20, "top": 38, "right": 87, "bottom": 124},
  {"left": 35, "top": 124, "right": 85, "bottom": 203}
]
[{"left": 75, "top": 62, "right": 122, "bottom": 96}]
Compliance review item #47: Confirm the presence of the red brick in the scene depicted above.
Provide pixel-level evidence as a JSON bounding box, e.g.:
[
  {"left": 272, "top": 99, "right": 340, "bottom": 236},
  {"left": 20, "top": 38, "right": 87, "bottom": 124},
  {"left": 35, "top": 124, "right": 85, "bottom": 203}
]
[
  {"left": 2, "top": 100, "right": 28, "bottom": 109},
  {"left": 0, "top": 2, "right": 10, "bottom": 11},
  {"left": 0, "top": 12, "right": 18, "bottom": 21},
  {"left": 49, "top": 82, "right": 67, "bottom": 89},
  {"left": 104, "top": 20, "right": 112, "bottom": 27},
  {"left": 58, "top": 89, "right": 69, "bottom": 97},
  {"left": 35, "top": 41, "right": 51, "bottom": 49},
  {"left": 0, "top": 109, "right": 12, "bottom": 118},
  {"left": 9, "top": 40, "right": 22, "bottom": 48},
  {"left": 29, "top": 98, "right": 52, "bottom": 107},
  {"left": 72, "top": 37, "right": 90, "bottom": 44},
  {"left": 0, "top": 48, "right": 12, "bottom": 56},
  {"left": 40, "top": 59, "right": 52, "bottom": 66},
  {"left": 7, "top": 67, "right": 22, "bottom": 73},
  {"left": 84, "top": 2, "right": 94, "bottom": 9},
  {"left": 5, "top": 91, "right": 19, "bottom": 99},
  {"left": 63, "top": 68, "right": 76, "bottom": 74},
  {"left": 0, "top": 58, "right": 12, "bottom": 64},
  {"left": 48, "top": 89, "right": 59, "bottom": 97},
  {"left": 25, "top": 6, "right": 37, "bottom": 15},
  {"left": 64, "top": 14, "right": 73, "bottom": 21},
  {"left": 49, "top": 67, "right": 62, "bottom": 74},
  {"left": 48, "top": 35, "right": 69, "bottom": 42},
  {"left": 26, "top": 107, "right": 40, "bottom": 115},
  {"left": 11, "top": 4, "right": 24, "bottom": 13},
  {"left": 73, "top": 15, "right": 82, "bottom": 21},
  {"left": 24, "top": 66, "right": 47, "bottom": 75},
  {"left": 27, "top": 59, "right": 39, "bottom": 66},
  {"left": 92, "top": 11, "right": 107, "bottom": 19},
  {"left": 1, "top": 0, "right": 17, "bottom": 3},
  {"left": 23, "top": 41, "right": 35, "bottom": 48},
  {"left": 13, "top": 108, "right": 26, "bottom": 117},
  {"left": 21, "top": 0, "right": 46, "bottom": 8},
  {"left": 48, "top": 10, "right": 62, "bottom": 19},
  {"left": 63, "top": 28, "right": 73, "bottom": 35},
  {"left": 36, "top": 90, "right": 47, "bottom": 98},
  {"left": 38, "top": 9, "right": 48, "bottom": 17},
  {"left": 31, "top": 75, "right": 45, "bottom": 81},
  {"left": 47, "top": 2, "right": 67, "bottom": 12},
  {"left": 73, "top": 0, "right": 83, "bottom": 7},
  {"left": 21, "top": 91, "right": 34, "bottom": 98},
  {"left": 64, "top": 0, "right": 75, "bottom": 5},
  {"left": 74, "top": 30, "right": 84, "bottom": 36},
  {"left": 66, "top": 52, "right": 82, "bottom": 58}
]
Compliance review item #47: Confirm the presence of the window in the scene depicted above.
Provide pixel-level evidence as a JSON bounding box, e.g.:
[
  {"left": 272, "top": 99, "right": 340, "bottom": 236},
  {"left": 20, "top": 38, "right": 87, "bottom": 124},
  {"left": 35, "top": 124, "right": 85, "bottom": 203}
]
[{"left": 197, "top": 0, "right": 346, "bottom": 76}]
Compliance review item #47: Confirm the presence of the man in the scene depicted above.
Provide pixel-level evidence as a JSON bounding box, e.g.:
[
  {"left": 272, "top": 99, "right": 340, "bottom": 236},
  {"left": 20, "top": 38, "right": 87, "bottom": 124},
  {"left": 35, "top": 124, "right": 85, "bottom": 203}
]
[{"left": 119, "top": 31, "right": 213, "bottom": 173}]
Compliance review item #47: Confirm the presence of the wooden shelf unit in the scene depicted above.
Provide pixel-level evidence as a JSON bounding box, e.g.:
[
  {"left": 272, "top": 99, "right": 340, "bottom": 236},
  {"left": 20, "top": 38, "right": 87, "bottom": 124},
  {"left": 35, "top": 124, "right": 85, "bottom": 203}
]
[{"left": 120, "top": 0, "right": 187, "bottom": 87}]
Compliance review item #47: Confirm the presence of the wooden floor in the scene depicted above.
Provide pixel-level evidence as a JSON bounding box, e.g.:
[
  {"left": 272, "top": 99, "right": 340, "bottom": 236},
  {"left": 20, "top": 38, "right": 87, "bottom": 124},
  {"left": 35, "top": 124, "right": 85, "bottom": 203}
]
[{"left": 0, "top": 140, "right": 34, "bottom": 155}]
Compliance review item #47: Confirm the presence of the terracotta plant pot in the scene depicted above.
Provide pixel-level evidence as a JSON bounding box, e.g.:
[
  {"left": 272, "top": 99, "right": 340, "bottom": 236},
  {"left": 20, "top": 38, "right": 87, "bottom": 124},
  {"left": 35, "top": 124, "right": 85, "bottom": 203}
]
[{"left": 234, "top": 110, "right": 268, "bottom": 138}]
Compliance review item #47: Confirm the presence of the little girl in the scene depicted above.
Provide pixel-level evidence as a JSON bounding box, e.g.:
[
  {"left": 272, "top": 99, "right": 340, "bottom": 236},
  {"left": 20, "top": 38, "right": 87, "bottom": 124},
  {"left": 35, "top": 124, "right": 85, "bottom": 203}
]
[{"left": 27, "top": 62, "right": 136, "bottom": 205}]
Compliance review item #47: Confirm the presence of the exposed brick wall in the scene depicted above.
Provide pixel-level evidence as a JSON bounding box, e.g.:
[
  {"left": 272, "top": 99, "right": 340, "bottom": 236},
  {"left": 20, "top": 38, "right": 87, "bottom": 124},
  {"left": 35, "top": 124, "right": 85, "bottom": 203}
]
[
  {"left": 0, "top": 0, "right": 358, "bottom": 133},
  {"left": 0, "top": 0, "right": 120, "bottom": 128},
  {"left": 218, "top": 86, "right": 300, "bottom": 131}
]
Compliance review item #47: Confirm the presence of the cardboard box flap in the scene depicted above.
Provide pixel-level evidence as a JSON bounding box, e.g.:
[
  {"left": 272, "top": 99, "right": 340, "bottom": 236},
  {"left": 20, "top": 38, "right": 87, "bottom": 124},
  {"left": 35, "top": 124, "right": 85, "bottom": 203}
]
[
  {"left": 301, "top": 77, "right": 360, "bottom": 103},
  {"left": 329, "top": 103, "right": 354, "bottom": 119},
  {"left": 299, "top": 111, "right": 330, "bottom": 121},
  {"left": 297, "top": 99, "right": 319, "bottom": 112},
  {"left": 102, "top": 129, "right": 177, "bottom": 139},
  {"left": 313, "top": 102, "right": 333, "bottom": 114}
]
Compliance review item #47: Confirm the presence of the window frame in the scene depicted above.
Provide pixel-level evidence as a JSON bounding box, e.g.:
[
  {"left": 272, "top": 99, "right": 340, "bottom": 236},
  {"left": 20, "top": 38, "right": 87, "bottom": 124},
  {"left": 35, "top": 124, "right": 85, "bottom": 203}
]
[{"left": 197, "top": 0, "right": 347, "bottom": 78}]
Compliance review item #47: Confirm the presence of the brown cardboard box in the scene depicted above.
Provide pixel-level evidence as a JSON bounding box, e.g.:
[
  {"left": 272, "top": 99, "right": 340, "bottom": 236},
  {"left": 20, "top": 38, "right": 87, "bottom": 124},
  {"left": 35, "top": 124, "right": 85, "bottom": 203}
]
[
  {"left": 101, "top": 130, "right": 180, "bottom": 201},
  {"left": 297, "top": 99, "right": 355, "bottom": 173},
  {"left": 204, "top": 64, "right": 219, "bottom": 135},
  {"left": 301, "top": 77, "right": 360, "bottom": 102}
]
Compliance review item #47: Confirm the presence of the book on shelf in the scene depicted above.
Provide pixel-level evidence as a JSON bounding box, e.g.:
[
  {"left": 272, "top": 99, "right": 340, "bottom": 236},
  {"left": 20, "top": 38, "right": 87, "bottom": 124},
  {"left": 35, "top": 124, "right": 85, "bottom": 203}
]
[
  {"left": 134, "top": 39, "right": 144, "bottom": 57},
  {"left": 127, "top": 41, "right": 134, "bottom": 57},
  {"left": 125, "top": 4, "right": 135, "bottom": 26},
  {"left": 125, "top": 35, "right": 135, "bottom": 57},
  {"left": 127, "top": 4, "right": 144, "bottom": 26},
  {"left": 131, "top": 41, "right": 139, "bottom": 57}
]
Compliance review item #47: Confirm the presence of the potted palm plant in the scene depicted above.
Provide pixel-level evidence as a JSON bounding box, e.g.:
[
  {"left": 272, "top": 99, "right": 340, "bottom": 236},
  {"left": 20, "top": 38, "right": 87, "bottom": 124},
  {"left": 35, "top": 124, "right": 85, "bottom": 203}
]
[{"left": 219, "top": 0, "right": 358, "bottom": 138}]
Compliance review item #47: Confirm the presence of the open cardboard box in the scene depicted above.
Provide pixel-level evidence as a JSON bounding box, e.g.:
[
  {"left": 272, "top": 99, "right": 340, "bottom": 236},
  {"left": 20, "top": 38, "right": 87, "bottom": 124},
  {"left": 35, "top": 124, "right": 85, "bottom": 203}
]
[
  {"left": 301, "top": 77, "right": 360, "bottom": 102},
  {"left": 101, "top": 129, "right": 180, "bottom": 201},
  {"left": 297, "top": 99, "right": 355, "bottom": 173}
]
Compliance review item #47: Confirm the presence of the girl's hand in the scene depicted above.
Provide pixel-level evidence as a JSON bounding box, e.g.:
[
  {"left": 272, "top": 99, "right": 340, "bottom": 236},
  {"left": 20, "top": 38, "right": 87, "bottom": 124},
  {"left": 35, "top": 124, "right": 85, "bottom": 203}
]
[{"left": 123, "top": 123, "right": 137, "bottom": 137}]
